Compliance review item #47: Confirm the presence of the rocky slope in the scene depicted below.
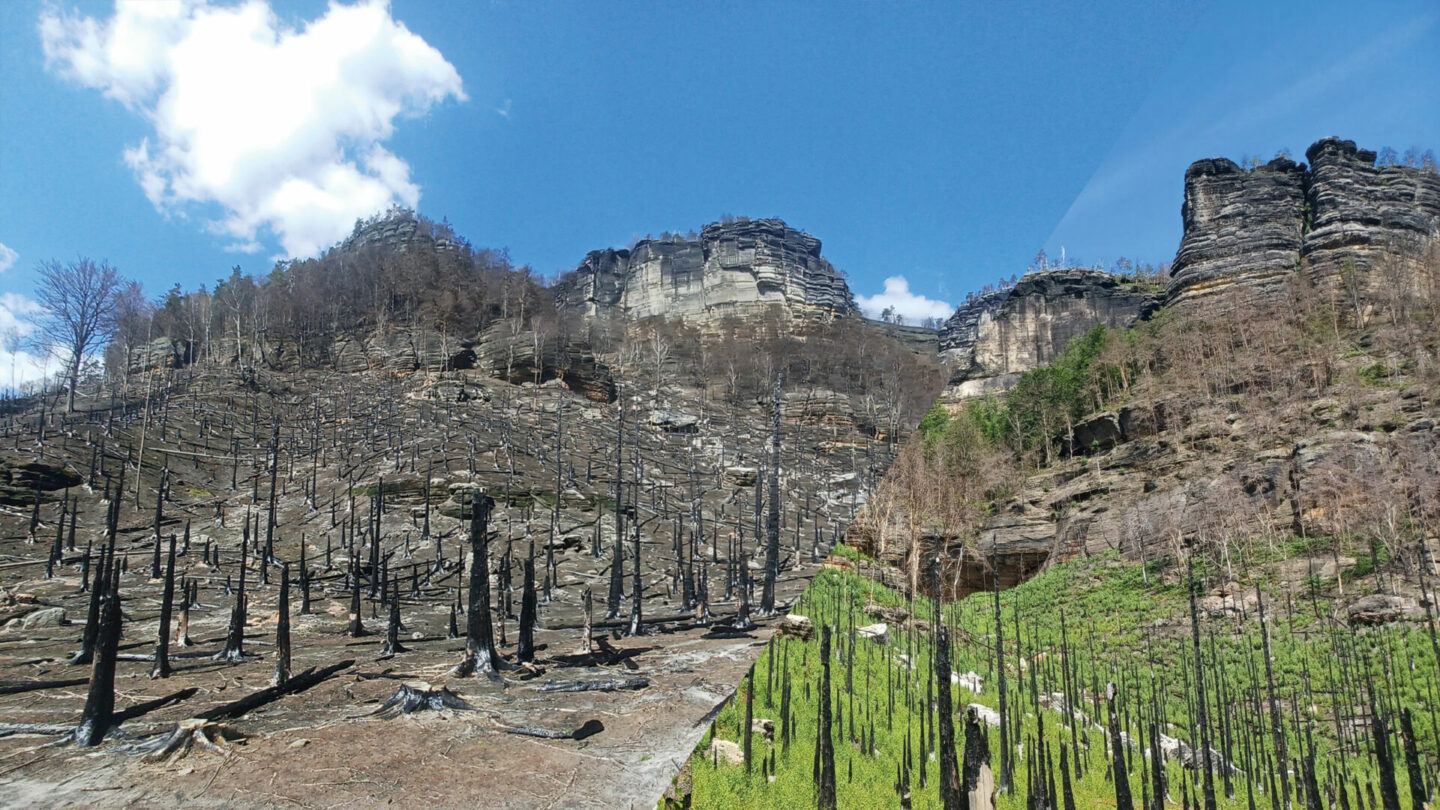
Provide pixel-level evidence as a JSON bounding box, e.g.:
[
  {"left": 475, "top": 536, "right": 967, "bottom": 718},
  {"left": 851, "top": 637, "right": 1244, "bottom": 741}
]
[
  {"left": 938, "top": 269, "right": 1158, "bottom": 399},
  {"left": 554, "top": 218, "right": 858, "bottom": 323},
  {"left": 873, "top": 137, "right": 1440, "bottom": 603}
]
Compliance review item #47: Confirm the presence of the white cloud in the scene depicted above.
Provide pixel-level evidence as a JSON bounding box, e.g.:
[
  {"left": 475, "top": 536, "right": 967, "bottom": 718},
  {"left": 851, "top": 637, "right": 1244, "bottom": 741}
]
[
  {"left": 41, "top": 0, "right": 465, "bottom": 258},
  {"left": 0, "top": 243, "right": 17, "bottom": 274},
  {"left": 856, "top": 276, "right": 953, "bottom": 324}
]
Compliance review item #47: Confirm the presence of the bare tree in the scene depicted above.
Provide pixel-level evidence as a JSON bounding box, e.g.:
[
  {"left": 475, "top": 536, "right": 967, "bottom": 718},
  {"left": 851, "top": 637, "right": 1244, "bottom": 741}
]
[{"left": 33, "top": 258, "right": 123, "bottom": 412}]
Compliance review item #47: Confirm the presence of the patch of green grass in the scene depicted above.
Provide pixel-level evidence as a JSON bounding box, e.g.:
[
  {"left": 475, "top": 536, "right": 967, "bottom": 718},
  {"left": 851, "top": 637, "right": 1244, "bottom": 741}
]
[{"left": 681, "top": 551, "right": 1438, "bottom": 809}]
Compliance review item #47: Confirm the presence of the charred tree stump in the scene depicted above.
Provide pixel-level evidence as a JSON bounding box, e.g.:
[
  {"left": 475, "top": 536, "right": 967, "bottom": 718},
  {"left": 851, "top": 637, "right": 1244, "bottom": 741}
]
[
  {"left": 274, "top": 563, "right": 291, "bottom": 686},
  {"left": 816, "top": 624, "right": 837, "bottom": 809},
  {"left": 454, "top": 493, "right": 499, "bottom": 676},
  {"left": 176, "top": 577, "right": 194, "bottom": 647},
  {"left": 74, "top": 563, "right": 122, "bottom": 747},
  {"left": 216, "top": 537, "right": 248, "bottom": 661},
  {"left": 347, "top": 554, "right": 366, "bottom": 637},
  {"left": 963, "top": 707, "right": 994, "bottom": 810},
  {"left": 518, "top": 540, "right": 538, "bottom": 663},
  {"left": 381, "top": 577, "right": 406, "bottom": 657},
  {"left": 1108, "top": 683, "right": 1134, "bottom": 810},
  {"left": 760, "top": 373, "right": 782, "bottom": 615},
  {"left": 71, "top": 546, "right": 110, "bottom": 666},
  {"left": 151, "top": 533, "right": 177, "bottom": 679}
]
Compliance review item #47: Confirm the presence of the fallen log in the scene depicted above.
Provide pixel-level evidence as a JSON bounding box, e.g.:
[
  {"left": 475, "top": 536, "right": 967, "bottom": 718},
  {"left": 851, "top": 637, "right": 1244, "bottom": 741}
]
[
  {"left": 0, "top": 677, "right": 89, "bottom": 696},
  {"left": 536, "top": 677, "right": 649, "bottom": 694},
  {"left": 196, "top": 659, "right": 354, "bottom": 722},
  {"left": 502, "top": 718, "right": 604, "bottom": 741}
]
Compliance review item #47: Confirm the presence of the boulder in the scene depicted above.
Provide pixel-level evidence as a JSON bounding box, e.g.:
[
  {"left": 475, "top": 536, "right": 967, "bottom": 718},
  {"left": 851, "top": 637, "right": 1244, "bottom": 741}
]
[
  {"left": 968, "top": 703, "right": 1001, "bottom": 727},
  {"left": 649, "top": 411, "right": 699, "bottom": 433},
  {"left": 724, "top": 467, "right": 758, "bottom": 487},
  {"left": 1347, "top": 594, "right": 1423, "bottom": 625},
  {"left": 952, "top": 671, "right": 984, "bottom": 695},
  {"left": 777, "top": 614, "right": 814, "bottom": 641},
  {"left": 705, "top": 739, "right": 745, "bottom": 767},
  {"left": 1070, "top": 411, "right": 1123, "bottom": 455},
  {"left": 3, "top": 606, "right": 67, "bottom": 631},
  {"left": 856, "top": 622, "right": 888, "bottom": 645}
]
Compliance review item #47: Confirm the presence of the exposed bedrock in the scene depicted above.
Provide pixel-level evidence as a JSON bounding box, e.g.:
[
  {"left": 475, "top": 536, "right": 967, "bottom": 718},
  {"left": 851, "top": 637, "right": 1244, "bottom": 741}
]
[
  {"left": 1166, "top": 155, "right": 1308, "bottom": 308},
  {"left": 938, "top": 269, "right": 1158, "bottom": 400},
  {"left": 553, "top": 218, "right": 859, "bottom": 323},
  {"left": 1302, "top": 137, "right": 1440, "bottom": 293},
  {"left": 1167, "top": 137, "right": 1439, "bottom": 309}
]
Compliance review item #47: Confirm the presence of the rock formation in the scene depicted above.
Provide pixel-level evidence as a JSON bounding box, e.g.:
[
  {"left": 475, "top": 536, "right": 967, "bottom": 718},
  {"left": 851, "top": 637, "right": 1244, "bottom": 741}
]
[
  {"left": 340, "top": 207, "right": 464, "bottom": 257},
  {"left": 936, "top": 138, "right": 1438, "bottom": 401},
  {"left": 554, "top": 218, "right": 858, "bottom": 323},
  {"left": 938, "top": 269, "right": 1158, "bottom": 399},
  {"left": 1166, "top": 156, "right": 1308, "bottom": 307},
  {"left": 1168, "top": 137, "right": 1440, "bottom": 308},
  {"left": 1302, "top": 137, "right": 1440, "bottom": 294}
]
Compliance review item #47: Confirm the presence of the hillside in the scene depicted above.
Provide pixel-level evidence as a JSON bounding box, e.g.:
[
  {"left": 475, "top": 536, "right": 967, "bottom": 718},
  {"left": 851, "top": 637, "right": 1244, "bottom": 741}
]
[
  {"left": 674, "top": 137, "right": 1440, "bottom": 809},
  {"left": 0, "top": 214, "right": 940, "bottom": 807}
]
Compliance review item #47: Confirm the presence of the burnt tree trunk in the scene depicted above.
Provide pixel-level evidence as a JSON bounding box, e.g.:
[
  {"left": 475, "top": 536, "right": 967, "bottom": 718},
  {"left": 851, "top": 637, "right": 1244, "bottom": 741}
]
[{"left": 150, "top": 534, "right": 177, "bottom": 678}]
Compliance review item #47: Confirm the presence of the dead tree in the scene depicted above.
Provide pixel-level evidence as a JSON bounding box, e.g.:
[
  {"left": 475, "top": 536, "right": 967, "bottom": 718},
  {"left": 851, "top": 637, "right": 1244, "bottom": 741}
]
[
  {"left": 518, "top": 540, "right": 538, "bottom": 663},
  {"left": 627, "top": 428, "right": 643, "bottom": 636},
  {"left": 175, "top": 577, "right": 193, "bottom": 647},
  {"left": 816, "top": 624, "right": 837, "bottom": 809},
  {"left": 454, "top": 492, "right": 500, "bottom": 676},
  {"left": 933, "top": 576, "right": 961, "bottom": 807},
  {"left": 381, "top": 577, "right": 406, "bottom": 657},
  {"left": 761, "top": 372, "right": 782, "bottom": 614},
  {"left": 274, "top": 563, "right": 291, "bottom": 686},
  {"left": 607, "top": 395, "right": 626, "bottom": 620},
  {"left": 74, "top": 562, "right": 121, "bottom": 746},
  {"left": 1108, "top": 683, "right": 1135, "bottom": 810},
  {"left": 216, "top": 536, "right": 248, "bottom": 661},
  {"left": 71, "top": 545, "right": 109, "bottom": 665},
  {"left": 346, "top": 554, "right": 366, "bottom": 637},
  {"left": 150, "top": 534, "right": 177, "bottom": 679}
]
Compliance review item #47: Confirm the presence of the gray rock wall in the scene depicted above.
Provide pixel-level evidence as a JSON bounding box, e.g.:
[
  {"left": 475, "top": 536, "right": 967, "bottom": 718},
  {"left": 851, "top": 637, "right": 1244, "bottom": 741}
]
[
  {"left": 939, "top": 270, "right": 1158, "bottom": 399},
  {"left": 554, "top": 218, "right": 858, "bottom": 323},
  {"left": 1167, "top": 137, "right": 1440, "bottom": 308}
]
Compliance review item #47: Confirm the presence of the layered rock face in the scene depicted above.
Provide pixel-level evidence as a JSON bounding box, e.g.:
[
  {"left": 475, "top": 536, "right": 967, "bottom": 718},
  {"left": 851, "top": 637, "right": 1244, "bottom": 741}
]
[
  {"left": 1303, "top": 137, "right": 1440, "bottom": 292},
  {"left": 938, "top": 269, "right": 1157, "bottom": 399},
  {"left": 341, "top": 208, "right": 464, "bottom": 256},
  {"left": 555, "top": 218, "right": 858, "bottom": 323},
  {"left": 1167, "top": 156, "right": 1308, "bottom": 307},
  {"left": 1167, "top": 138, "right": 1440, "bottom": 307}
]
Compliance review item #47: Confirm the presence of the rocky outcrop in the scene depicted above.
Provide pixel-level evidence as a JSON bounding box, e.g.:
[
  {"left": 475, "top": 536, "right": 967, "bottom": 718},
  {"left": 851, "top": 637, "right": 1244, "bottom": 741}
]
[
  {"left": 473, "top": 323, "right": 616, "bottom": 402},
  {"left": 126, "top": 338, "right": 194, "bottom": 374},
  {"left": 1167, "top": 156, "right": 1308, "bottom": 307},
  {"left": 1302, "top": 137, "right": 1440, "bottom": 293},
  {"left": 1167, "top": 138, "right": 1440, "bottom": 308},
  {"left": 0, "top": 458, "right": 82, "bottom": 505},
  {"left": 554, "top": 218, "right": 858, "bottom": 324},
  {"left": 341, "top": 208, "right": 464, "bottom": 257},
  {"left": 939, "top": 269, "right": 1158, "bottom": 399}
]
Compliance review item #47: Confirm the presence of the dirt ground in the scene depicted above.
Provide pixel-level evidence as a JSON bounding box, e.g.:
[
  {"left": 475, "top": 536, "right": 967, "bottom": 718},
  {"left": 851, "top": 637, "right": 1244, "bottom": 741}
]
[{"left": 0, "top": 572, "right": 806, "bottom": 808}]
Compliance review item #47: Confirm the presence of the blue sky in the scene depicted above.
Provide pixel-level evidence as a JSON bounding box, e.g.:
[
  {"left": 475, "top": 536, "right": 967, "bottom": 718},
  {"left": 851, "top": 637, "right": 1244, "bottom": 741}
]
[{"left": 0, "top": 0, "right": 1436, "bottom": 381}]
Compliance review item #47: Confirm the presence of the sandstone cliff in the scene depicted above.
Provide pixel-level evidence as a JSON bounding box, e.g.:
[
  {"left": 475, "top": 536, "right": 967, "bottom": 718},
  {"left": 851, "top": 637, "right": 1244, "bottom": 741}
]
[
  {"left": 554, "top": 218, "right": 858, "bottom": 323},
  {"left": 1168, "top": 137, "right": 1440, "bottom": 308},
  {"left": 938, "top": 269, "right": 1158, "bottom": 399}
]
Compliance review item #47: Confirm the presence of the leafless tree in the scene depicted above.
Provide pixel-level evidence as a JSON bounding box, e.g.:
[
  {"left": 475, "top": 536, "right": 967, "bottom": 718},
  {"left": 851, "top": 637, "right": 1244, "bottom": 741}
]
[{"left": 33, "top": 258, "right": 123, "bottom": 411}]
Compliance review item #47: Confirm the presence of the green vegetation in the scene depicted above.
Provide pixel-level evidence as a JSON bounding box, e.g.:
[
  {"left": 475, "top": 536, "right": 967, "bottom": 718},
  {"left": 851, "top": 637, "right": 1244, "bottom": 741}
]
[{"left": 681, "top": 550, "right": 1439, "bottom": 808}]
